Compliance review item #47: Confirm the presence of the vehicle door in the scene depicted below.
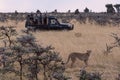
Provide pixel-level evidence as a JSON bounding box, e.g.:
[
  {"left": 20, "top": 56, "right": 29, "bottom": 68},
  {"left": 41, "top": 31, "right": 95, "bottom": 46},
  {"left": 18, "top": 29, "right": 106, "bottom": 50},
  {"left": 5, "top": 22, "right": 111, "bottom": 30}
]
[{"left": 49, "top": 18, "right": 60, "bottom": 29}]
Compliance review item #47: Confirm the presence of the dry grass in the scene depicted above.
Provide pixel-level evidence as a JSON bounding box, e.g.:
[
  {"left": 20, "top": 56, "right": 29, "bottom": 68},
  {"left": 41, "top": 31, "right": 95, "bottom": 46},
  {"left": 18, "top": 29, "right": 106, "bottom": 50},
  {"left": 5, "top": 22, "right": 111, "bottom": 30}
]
[{"left": 0, "top": 19, "right": 120, "bottom": 80}]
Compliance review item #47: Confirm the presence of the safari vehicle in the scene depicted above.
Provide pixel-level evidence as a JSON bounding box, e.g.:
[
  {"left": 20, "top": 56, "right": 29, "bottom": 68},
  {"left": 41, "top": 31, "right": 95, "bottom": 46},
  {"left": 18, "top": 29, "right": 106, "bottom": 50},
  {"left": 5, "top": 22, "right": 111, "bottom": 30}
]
[{"left": 25, "top": 13, "right": 74, "bottom": 30}]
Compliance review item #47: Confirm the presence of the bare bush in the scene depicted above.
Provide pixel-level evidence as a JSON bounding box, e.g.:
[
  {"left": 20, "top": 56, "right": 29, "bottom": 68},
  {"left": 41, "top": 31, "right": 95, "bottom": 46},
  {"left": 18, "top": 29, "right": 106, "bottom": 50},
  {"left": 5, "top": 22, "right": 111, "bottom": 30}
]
[
  {"left": 78, "top": 69, "right": 103, "bottom": 80},
  {"left": 104, "top": 33, "right": 120, "bottom": 55},
  {"left": 0, "top": 26, "right": 17, "bottom": 47},
  {"left": 0, "top": 26, "right": 68, "bottom": 80}
]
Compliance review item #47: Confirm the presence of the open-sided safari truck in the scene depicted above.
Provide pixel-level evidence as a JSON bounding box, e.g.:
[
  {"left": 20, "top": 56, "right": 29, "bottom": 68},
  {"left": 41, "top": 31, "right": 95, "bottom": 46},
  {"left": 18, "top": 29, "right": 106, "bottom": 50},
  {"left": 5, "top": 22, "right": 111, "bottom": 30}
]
[{"left": 25, "top": 12, "right": 74, "bottom": 30}]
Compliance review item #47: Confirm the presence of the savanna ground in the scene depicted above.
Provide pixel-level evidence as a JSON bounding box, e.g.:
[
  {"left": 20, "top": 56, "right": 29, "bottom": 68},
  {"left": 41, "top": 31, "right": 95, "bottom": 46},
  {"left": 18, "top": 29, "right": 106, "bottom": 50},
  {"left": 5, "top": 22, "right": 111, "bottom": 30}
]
[{"left": 0, "top": 19, "right": 120, "bottom": 80}]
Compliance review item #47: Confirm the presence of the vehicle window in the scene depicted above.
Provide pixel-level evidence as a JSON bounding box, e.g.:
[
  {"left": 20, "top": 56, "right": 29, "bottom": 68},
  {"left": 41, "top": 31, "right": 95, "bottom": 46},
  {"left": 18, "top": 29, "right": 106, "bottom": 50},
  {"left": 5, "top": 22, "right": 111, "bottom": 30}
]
[{"left": 50, "top": 19, "right": 57, "bottom": 25}]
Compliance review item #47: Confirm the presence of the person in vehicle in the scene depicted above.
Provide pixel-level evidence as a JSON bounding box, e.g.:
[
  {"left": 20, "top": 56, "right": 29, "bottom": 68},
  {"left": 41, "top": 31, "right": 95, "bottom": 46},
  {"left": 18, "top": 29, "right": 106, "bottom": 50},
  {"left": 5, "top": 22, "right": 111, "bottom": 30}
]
[
  {"left": 29, "top": 13, "right": 34, "bottom": 25},
  {"left": 36, "top": 10, "right": 42, "bottom": 25},
  {"left": 43, "top": 13, "right": 48, "bottom": 25},
  {"left": 34, "top": 14, "right": 38, "bottom": 25}
]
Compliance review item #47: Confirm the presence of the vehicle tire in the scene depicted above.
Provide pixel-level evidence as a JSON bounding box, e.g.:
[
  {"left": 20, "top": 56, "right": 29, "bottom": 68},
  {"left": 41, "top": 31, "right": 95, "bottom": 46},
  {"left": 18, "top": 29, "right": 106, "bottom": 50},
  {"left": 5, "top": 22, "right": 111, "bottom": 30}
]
[
  {"left": 25, "top": 22, "right": 28, "bottom": 28},
  {"left": 71, "top": 25, "right": 74, "bottom": 30},
  {"left": 62, "top": 28, "right": 68, "bottom": 31}
]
